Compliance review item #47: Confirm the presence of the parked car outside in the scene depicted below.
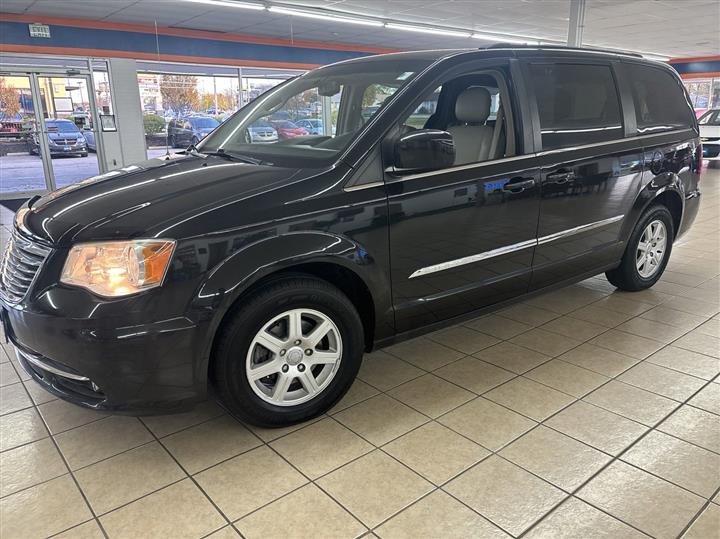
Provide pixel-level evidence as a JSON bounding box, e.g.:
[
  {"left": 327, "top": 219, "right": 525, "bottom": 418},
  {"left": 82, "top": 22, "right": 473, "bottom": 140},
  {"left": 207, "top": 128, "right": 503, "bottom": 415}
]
[
  {"left": 247, "top": 120, "right": 278, "bottom": 143},
  {"left": 296, "top": 118, "right": 323, "bottom": 135},
  {"left": 270, "top": 120, "right": 308, "bottom": 139},
  {"left": 1, "top": 47, "right": 701, "bottom": 428},
  {"left": 699, "top": 109, "right": 720, "bottom": 160},
  {"left": 167, "top": 115, "right": 219, "bottom": 148},
  {"left": 29, "top": 119, "right": 87, "bottom": 157}
]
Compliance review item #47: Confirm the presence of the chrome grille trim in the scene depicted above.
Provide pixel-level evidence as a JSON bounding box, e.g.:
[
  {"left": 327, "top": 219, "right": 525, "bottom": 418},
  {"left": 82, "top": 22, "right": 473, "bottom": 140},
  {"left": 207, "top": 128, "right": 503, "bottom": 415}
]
[{"left": 0, "top": 232, "right": 51, "bottom": 304}]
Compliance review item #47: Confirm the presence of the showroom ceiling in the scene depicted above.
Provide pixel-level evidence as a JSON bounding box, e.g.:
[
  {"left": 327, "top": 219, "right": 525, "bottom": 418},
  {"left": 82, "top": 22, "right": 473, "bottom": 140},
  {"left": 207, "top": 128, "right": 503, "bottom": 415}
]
[{"left": 2, "top": 0, "right": 719, "bottom": 59}]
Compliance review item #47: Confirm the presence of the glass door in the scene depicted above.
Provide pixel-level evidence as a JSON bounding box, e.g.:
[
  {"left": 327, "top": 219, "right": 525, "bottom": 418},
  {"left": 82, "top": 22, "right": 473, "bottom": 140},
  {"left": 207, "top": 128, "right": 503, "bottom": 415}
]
[
  {"left": 0, "top": 73, "right": 52, "bottom": 198},
  {"left": 36, "top": 75, "right": 101, "bottom": 189}
]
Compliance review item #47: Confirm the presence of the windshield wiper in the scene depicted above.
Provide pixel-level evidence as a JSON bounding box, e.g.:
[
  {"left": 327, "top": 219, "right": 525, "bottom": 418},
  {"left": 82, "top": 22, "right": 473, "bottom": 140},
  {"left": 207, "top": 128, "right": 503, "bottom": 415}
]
[{"left": 204, "top": 147, "right": 263, "bottom": 165}]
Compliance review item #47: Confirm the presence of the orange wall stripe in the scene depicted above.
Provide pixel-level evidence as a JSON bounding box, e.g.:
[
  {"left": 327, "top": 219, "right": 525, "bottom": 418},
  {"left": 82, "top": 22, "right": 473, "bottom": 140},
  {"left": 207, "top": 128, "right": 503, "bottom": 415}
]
[
  {"left": 680, "top": 72, "right": 720, "bottom": 79},
  {"left": 669, "top": 55, "right": 720, "bottom": 64}
]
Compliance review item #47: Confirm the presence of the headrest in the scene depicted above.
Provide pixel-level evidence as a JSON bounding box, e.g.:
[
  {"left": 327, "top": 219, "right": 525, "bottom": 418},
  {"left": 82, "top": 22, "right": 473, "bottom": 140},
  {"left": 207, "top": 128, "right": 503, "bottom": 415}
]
[{"left": 455, "top": 86, "right": 491, "bottom": 124}]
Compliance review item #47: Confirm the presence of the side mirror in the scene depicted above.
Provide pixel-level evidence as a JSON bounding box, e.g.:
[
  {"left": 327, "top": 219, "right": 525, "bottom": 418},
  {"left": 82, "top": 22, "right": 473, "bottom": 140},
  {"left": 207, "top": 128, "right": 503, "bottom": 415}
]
[{"left": 393, "top": 129, "right": 455, "bottom": 174}]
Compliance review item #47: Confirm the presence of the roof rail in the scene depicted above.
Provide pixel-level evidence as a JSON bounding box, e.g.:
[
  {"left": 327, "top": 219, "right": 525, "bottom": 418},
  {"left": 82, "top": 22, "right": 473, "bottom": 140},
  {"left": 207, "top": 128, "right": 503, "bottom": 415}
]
[{"left": 484, "top": 43, "right": 643, "bottom": 58}]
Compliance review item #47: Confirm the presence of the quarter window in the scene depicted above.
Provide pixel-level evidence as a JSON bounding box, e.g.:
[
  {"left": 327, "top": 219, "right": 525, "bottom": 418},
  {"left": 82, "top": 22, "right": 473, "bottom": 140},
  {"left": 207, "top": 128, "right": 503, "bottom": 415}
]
[
  {"left": 625, "top": 64, "right": 694, "bottom": 133},
  {"left": 529, "top": 63, "right": 623, "bottom": 150}
]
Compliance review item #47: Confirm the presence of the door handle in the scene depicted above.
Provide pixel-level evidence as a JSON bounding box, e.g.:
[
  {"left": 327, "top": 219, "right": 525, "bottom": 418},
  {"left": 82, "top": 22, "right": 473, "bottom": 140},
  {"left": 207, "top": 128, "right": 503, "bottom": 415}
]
[
  {"left": 546, "top": 171, "right": 575, "bottom": 184},
  {"left": 503, "top": 177, "right": 536, "bottom": 193}
]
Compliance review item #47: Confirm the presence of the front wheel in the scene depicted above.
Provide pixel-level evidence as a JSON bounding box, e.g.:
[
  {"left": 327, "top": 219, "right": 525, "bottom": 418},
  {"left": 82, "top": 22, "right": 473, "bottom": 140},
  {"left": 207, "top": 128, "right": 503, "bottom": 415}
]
[
  {"left": 606, "top": 204, "right": 674, "bottom": 291},
  {"left": 211, "top": 276, "right": 364, "bottom": 427}
]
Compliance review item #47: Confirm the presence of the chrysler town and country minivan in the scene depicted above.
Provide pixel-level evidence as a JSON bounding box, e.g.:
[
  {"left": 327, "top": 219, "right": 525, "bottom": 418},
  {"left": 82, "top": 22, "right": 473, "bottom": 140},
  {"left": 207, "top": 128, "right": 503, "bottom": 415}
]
[{"left": 0, "top": 47, "right": 701, "bottom": 426}]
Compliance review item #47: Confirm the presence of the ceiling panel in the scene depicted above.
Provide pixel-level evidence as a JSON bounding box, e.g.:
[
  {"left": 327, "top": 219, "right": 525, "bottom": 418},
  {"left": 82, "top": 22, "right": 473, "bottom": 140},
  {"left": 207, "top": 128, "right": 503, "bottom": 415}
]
[{"left": 3, "top": 0, "right": 718, "bottom": 58}]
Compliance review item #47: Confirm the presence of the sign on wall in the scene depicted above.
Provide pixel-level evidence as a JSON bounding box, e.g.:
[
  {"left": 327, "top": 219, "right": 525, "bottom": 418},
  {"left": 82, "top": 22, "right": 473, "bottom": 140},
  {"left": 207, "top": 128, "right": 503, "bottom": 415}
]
[{"left": 28, "top": 23, "right": 51, "bottom": 38}]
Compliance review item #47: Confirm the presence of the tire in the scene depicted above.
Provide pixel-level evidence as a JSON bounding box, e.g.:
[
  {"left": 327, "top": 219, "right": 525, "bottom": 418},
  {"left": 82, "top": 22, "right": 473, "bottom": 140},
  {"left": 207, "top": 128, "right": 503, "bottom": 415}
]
[
  {"left": 168, "top": 135, "right": 176, "bottom": 148},
  {"left": 606, "top": 204, "right": 674, "bottom": 291},
  {"left": 211, "top": 276, "right": 364, "bottom": 427}
]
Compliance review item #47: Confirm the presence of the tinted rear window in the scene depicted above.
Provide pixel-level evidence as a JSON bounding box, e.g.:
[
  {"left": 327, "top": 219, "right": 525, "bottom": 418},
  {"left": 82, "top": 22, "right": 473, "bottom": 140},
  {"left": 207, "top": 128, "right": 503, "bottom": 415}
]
[
  {"left": 625, "top": 64, "right": 694, "bottom": 133},
  {"left": 528, "top": 63, "right": 623, "bottom": 150}
]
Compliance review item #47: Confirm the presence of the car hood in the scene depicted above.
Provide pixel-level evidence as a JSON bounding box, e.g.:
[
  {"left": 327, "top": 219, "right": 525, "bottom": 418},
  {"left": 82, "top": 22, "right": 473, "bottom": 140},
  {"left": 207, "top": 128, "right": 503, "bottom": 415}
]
[
  {"left": 700, "top": 125, "right": 720, "bottom": 138},
  {"left": 24, "top": 153, "right": 321, "bottom": 246},
  {"left": 48, "top": 131, "right": 82, "bottom": 140}
]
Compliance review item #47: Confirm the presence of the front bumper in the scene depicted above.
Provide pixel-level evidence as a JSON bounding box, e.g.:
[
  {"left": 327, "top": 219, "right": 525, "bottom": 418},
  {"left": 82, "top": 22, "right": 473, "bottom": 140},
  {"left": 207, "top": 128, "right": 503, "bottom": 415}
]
[
  {"left": 2, "top": 298, "right": 209, "bottom": 414},
  {"left": 702, "top": 142, "right": 720, "bottom": 160}
]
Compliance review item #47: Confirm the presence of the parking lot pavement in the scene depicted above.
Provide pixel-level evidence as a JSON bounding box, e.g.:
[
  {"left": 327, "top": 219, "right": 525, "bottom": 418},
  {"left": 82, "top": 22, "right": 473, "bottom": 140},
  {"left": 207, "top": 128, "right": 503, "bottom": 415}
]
[{"left": 0, "top": 153, "right": 100, "bottom": 192}]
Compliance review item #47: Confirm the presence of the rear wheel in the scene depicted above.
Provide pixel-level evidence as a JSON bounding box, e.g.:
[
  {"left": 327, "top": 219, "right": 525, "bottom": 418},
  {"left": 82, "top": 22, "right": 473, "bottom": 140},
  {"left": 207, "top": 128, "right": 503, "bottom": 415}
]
[
  {"left": 606, "top": 204, "right": 674, "bottom": 291},
  {"left": 211, "top": 276, "right": 364, "bottom": 427}
]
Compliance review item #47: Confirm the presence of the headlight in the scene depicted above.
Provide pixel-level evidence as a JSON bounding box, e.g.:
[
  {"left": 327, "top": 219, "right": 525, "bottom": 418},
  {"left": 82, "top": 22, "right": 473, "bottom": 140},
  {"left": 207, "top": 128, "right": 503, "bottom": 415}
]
[{"left": 61, "top": 240, "right": 175, "bottom": 297}]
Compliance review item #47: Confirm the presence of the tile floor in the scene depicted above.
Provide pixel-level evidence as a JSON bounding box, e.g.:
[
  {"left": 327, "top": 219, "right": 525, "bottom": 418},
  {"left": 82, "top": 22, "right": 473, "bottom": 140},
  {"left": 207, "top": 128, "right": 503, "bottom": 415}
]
[{"left": 0, "top": 169, "right": 719, "bottom": 539}]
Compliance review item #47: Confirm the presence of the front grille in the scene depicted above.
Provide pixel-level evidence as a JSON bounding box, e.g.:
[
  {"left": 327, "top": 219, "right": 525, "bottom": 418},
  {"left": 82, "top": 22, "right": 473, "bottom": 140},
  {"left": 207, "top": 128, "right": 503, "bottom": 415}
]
[
  {"left": 0, "top": 232, "right": 51, "bottom": 303},
  {"left": 53, "top": 138, "right": 79, "bottom": 146}
]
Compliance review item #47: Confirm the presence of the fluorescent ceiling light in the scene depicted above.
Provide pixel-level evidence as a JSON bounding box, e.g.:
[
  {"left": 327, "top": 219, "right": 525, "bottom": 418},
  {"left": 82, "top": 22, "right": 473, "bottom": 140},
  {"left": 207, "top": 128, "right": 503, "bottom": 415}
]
[
  {"left": 268, "top": 6, "right": 384, "bottom": 27},
  {"left": 471, "top": 33, "right": 539, "bottom": 45},
  {"left": 183, "top": 0, "right": 264, "bottom": 10},
  {"left": 385, "top": 23, "right": 472, "bottom": 38}
]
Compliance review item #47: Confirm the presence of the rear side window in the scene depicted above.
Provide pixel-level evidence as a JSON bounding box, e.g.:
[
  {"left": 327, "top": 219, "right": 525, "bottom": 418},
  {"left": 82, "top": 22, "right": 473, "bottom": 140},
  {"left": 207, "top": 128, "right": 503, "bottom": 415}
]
[
  {"left": 528, "top": 63, "right": 623, "bottom": 150},
  {"left": 625, "top": 65, "right": 694, "bottom": 133}
]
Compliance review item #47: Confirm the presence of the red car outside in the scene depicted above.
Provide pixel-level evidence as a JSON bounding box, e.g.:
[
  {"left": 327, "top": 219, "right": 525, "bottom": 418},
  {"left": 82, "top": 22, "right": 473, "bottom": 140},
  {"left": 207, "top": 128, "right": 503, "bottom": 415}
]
[{"left": 271, "top": 120, "right": 308, "bottom": 140}]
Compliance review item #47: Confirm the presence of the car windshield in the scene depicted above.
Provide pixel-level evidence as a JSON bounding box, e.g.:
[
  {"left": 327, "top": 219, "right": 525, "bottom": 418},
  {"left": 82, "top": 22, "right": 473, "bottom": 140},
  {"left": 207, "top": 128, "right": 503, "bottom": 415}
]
[
  {"left": 191, "top": 117, "right": 219, "bottom": 128},
  {"left": 699, "top": 110, "right": 720, "bottom": 126},
  {"left": 46, "top": 120, "right": 79, "bottom": 132},
  {"left": 199, "top": 55, "right": 436, "bottom": 167}
]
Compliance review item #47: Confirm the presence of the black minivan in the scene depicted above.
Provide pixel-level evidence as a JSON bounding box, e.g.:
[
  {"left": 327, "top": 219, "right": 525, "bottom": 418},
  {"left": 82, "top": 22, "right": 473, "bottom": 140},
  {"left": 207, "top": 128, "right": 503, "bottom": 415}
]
[{"left": 1, "top": 47, "right": 702, "bottom": 426}]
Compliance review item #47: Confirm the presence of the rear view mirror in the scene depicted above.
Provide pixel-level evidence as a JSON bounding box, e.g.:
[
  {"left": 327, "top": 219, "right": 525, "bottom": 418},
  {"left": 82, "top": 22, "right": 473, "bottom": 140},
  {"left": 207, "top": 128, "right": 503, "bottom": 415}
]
[
  {"left": 393, "top": 129, "right": 455, "bottom": 174},
  {"left": 318, "top": 81, "right": 341, "bottom": 96}
]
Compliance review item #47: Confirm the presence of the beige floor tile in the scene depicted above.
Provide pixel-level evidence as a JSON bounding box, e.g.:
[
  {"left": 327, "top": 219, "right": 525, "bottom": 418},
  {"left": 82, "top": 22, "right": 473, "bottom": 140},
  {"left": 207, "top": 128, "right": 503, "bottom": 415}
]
[
  {"left": 236, "top": 483, "right": 365, "bottom": 539},
  {"left": 525, "top": 359, "right": 609, "bottom": 398},
  {"left": 0, "top": 382, "right": 31, "bottom": 415},
  {"left": 569, "top": 305, "right": 634, "bottom": 328},
  {"left": 438, "top": 397, "right": 536, "bottom": 451},
  {"left": 646, "top": 345, "right": 720, "bottom": 380},
  {"left": 246, "top": 416, "right": 322, "bottom": 443},
  {"left": 140, "top": 400, "right": 225, "bottom": 438},
  {"left": 616, "top": 317, "right": 690, "bottom": 344},
  {"left": 674, "top": 331, "right": 720, "bottom": 358},
  {"left": 385, "top": 337, "right": 465, "bottom": 371},
  {"left": 434, "top": 357, "right": 515, "bottom": 395},
  {"left": 610, "top": 288, "right": 673, "bottom": 306},
  {"left": 52, "top": 519, "right": 105, "bottom": 539},
  {"left": 317, "top": 450, "right": 433, "bottom": 528},
  {"left": 38, "top": 399, "right": 107, "bottom": 435},
  {"left": 524, "top": 287, "right": 607, "bottom": 315},
  {"left": 23, "top": 379, "right": 57, "bottom": 405},
  {"left": 540, "top": 316, "right": 607, "bottom": 342},
  {"left": 75, "top": 441, "right": 185, "bottom": 515},
  {"left": 510, "top": 328, "right": 583, "bottom": 357},
  {"left": 195, "top": 445, "right": 306, "bottom": 520},
  {"left": 589, "top": 330, "right": 665, "bottom": 360},
  {"left": 593, "top": 294, "right": 655, "bottom": 316},
  {"left": 0, "top": 437, "right": 67, "bottom": 497},
  {"left": 162, "top": 414, "right": 261, "bottom": 474},
  {"left": 484, "top": 377, "right": 574, "bottom": 422},
  {"left": 683, "top": 504, "right": 720, "bottom": 539},
  {"left": 445, "top": 455, "right": 566, "bottom": 536},
  {"left": 388, "top": 374, "right": 474, "bottom": 418},
  {"left": 474, "top": 341, "right": 551, "bottom": 374},
  {"left": 545, "top": 401, "right": 647, "bottom": 456},
  {"left": 204, "top": 526, "right": 241, "bottom": 539},
  {"left": 688, "top": 382, "right": 720, "bottom": 415},
  {"left": 0, "top": 407, "right": 48, "bottom": 451},
  {"left": 427, "top": 326, "right": 500, "bottom": 355},
  {"left": 329, "top": 378, "right": 379, "bottom": 414},
  {"left": 0, "top": 361, "right": 19, "bottom": 387},
  {"left": 99, "top": 479, "right": 225, "bottom": 539},
  {"left": 622, "top": 430, "right": 720, "bottom": 498},
  {"left": 464, "top": 314, "right": 533, "bottom": 340},
  {"left": 695, "top": 317, "right": 720, "bottom": 337},
  {"left": 270, "top": 417, "right": 373, "bottom": 479},
  {"left": 657, "top": 405, "right": 720, "bottom": 453},
  {"left": 558, "top": 343, "right": 640, "bottom": 377},
  {"left": 375, "top": 490, "right": 510, "bottom": 539},
  {"left": 334, "top": 394, "right": 427, "bottom": 446},
  {"left": 384, "top": 422, "right": 489, "bottom": 484},
  {"left": 0, "top": 475, "right": 92, "bottom": 539},
  {"left": 524, "top": 497, "right": 646, "bottom": 539},
  {"left": 618, "top": 361, "right": 706, "bottom": 402},
  {"left": 640, "top": 305, "right": 707, "bottom": 330},
  {"left": 584, "top": 380, "right": 677, "bottom": 426},
  {"left": 7, "top": 356, "right": 30, "bottom": 382},
  {"left": 500, "top": 426, "right": 611, "bottom": 491},
  {"left": 358, "top": 350, "right": 424, "bottom": 391},
  {"left": 498, "top": 304, "right": 559, "bottom": 326},
  {"left": 661, "top": 296, "right": 719, "bottom": 317},
  {"left": 577, "top": 461, "right": 705, "bottom": 539},
  {"left": 55, "top": 416, "right": 153, "bottom": 470}
]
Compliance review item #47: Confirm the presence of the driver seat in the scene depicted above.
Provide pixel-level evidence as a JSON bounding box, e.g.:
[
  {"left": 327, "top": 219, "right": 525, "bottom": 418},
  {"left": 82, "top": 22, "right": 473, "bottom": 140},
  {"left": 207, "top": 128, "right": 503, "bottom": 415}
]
[{"left": 448, "top": 87, "right": 494, "bottom": 165}]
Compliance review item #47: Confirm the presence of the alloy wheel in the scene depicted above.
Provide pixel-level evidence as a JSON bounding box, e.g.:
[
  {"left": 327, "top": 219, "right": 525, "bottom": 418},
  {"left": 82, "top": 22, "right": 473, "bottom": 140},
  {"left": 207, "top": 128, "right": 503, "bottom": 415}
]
[{"left": 636, "top": 219, "right": 667, "bottom": 278}]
